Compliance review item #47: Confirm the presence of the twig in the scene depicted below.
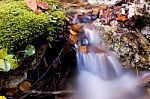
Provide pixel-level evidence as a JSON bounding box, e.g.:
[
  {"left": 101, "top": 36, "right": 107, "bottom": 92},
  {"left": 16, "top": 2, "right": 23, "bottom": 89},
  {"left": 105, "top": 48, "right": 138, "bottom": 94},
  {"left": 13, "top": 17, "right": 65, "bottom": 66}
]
[
  {"left": 136, "top": 65, "right": 139, "bottom": 77},
  {"left": 134, "top": 29, "right": 150, "bottom": 46},
  {"left": 43, "top": 57, "right": 49, "bottom": 68},
  {"left": 29, "top": 90, "right": 75, "bottom": 95},
  {"left": 31, "top": 43, "right": 67, "bottom": 88},
  {"left": 14, "top": 44, "right": 66, "bottom": 99},
  {"left": 18, "top": 90, "right": 75, "bottom": 99}
]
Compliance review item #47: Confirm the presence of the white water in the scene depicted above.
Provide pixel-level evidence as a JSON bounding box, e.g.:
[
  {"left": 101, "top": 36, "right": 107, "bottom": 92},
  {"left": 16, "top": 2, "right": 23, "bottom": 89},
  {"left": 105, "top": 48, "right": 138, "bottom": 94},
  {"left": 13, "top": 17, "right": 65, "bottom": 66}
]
[{"left": 74, "top": 24, "right": 143, "bottom": 99}]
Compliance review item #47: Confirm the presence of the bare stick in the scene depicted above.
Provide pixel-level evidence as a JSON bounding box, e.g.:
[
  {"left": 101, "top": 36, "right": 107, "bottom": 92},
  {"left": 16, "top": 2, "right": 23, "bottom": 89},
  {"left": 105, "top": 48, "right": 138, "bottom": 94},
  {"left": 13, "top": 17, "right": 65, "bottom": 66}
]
[
  {"left": 18, "top": 90, "right": 75, "bottom": 99},
  {"left": 29, "top": 90, "right": 75, "bottom": 95}
]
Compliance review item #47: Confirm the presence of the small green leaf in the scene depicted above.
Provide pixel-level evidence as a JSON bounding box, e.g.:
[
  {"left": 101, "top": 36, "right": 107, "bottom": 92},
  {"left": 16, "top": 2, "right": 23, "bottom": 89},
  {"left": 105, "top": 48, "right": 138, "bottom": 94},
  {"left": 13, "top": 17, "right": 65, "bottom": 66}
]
[
  {"left": 5, "top": 54, "right": 14, "bottom": 60},
  {"left": 0, "top": 59, "right": 5, "bottom": 71},
  {"left": 9, "top": 59, "right": 18, "bottom": 69},
  {"left": 5, "top": 61, "right": 11, "bottom": 72},
  {"left": 25, "top": 45, "right": 35, "bottom": 56},
  {"left": 0, "top": 48, "right": 7, "bottom": 59},
  {"left": 0, "top": 59, "right": 11, "bottom": 72}
]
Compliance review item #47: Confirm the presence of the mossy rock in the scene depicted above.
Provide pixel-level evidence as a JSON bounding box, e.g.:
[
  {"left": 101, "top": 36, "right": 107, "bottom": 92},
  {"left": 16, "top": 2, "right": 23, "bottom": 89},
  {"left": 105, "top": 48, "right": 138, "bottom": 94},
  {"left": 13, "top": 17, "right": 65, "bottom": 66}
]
[{"left": 0, "top": 0, "right": 65, "bottom": 52}]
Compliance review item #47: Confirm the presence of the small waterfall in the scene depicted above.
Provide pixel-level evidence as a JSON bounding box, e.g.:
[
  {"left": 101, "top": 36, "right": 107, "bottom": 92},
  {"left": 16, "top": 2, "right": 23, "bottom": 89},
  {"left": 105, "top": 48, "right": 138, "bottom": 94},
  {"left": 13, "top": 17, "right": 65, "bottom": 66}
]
[
  {"left": 77, "top": 24, "right": 123, "bottom": 80},
  {"left": 74, "top": 24, "right": 142, "bottom": 99}
]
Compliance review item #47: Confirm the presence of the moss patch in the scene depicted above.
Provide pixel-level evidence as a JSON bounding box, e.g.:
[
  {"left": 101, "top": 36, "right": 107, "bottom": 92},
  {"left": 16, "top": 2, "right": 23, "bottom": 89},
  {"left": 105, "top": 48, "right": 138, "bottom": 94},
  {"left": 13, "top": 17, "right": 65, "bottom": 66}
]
[{"left": 0, "top": 0, "right": 65, "bottom": 52}]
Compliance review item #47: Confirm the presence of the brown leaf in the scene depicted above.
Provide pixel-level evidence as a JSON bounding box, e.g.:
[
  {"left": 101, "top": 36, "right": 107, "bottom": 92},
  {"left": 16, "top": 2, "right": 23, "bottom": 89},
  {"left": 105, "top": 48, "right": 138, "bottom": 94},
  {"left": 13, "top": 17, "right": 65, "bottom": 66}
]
[
  {"left": 35, "top": 9, "right": 42, "bottom": 15},
  {"left": 92, "top": 7, "right": 99, "bottom": 14},
  {"left": 19, "top": 80, "right": 31, "bottom": 92},
  {"left": 26, "top": 0, "right": 37, "bottom": 12},
  {"left": 63, "top": 45, "right": 69, "bottom": 54},
  {"left": 36, "top": 1, "right": 49, "bottom": 10}
]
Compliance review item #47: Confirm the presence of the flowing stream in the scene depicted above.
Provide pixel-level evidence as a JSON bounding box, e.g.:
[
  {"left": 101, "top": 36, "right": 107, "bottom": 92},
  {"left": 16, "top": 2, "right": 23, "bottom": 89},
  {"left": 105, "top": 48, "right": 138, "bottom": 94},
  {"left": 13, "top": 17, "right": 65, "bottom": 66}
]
[{"left": 74, "top": 23, "right": 143, "bottom": 99}]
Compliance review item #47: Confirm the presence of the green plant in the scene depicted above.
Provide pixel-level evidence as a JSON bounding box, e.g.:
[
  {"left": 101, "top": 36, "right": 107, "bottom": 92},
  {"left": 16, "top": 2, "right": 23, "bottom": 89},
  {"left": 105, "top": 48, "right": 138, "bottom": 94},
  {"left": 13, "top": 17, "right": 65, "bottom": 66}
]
[
  {"left": 0, "top": 48, "right": 18, "bottom": 72},
  {"left": 24, "top": 45, "right": 35, "bottom": 56}
]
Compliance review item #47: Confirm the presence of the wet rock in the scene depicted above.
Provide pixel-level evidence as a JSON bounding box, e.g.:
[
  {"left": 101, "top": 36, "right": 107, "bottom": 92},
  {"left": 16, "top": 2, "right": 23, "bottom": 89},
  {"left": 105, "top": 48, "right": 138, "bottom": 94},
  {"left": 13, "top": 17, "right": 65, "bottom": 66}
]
[{"left": 65, "top": 2, "right": 150, "bottom": 70}]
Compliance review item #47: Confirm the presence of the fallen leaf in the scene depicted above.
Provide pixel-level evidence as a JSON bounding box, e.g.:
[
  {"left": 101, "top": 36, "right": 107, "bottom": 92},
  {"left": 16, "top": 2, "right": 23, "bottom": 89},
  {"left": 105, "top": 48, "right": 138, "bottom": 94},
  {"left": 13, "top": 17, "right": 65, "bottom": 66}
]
[
  {"left": 116, "top": 14, "right": 128, "bottom": 22},
  {"left": 71, "top": 24, "right": 78, "bottom": 32},
  {"left": 79, "top": 46, "right": 88, "bottom": 53},
  {"left": 69, "top": 29, "right": 77, "bottom": 35},
  {"left": 36, "top": 1, "right": 49, "bottom": 10},
  {"left": 65, "top": 17, "right": 70, "bottom": 22},
  {"left": 35, "top": 9, "right": 42, "bottom": 14},
  {"left": 69, "top": 34, "right": 77, "bottom": 43},
  {"left": 0, "top": 96, "right": 6, "bottom": 99},
  {"left": 147, "top": 88, "right": 150, "bottom": 94},
  {"left": 26, "top": 0, "right": 37, "bottom": 12},
  {"left": 92, "top": 6, "right": 99, "bottom": 14},
  {"left": 63, "top": 45, "right": 69, "bottom": 54},
  {"left": 19, "top": 80, "right": 31, "bottom": 92}
]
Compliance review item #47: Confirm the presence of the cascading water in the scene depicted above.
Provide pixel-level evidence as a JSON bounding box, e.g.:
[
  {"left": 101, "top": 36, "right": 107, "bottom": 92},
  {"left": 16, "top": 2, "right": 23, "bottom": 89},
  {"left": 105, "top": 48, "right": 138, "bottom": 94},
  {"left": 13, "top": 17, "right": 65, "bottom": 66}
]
[
  {"left": 74, "top": 23, "right": 143, "bottom": 99},
  {"left": 77, "top": 25, "right": 123, "bottom": 80}
]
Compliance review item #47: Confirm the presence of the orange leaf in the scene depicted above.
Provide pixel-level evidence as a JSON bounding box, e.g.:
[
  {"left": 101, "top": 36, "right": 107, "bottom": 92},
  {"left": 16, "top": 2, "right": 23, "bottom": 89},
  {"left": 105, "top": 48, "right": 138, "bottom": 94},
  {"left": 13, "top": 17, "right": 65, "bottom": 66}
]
[
  {"left": 19, "top": 80, "right": 31, "bottom": 92},
  {"left": 69, "top": 34, "right": 77, "bottom": 43},
  {"left": 92, "top": 7, "right": 99, "bottom": 14},
  {"left": 26, "top": 0, "right": 37, "bottom": 12},
  {"left": 35, "top": 9, "right": 42, "bottom": 15},
  {"left": 79, "top": 46, "right": 88, "bottom": 53},
  {"left": 116, "top": 15, "right": 128, "bottom": 21},
  {"left": 71, "top": 24, "right": 78, "bottom": 32},
  {"left": 69, "top": 29, "right": 77, "bottom": 35}
]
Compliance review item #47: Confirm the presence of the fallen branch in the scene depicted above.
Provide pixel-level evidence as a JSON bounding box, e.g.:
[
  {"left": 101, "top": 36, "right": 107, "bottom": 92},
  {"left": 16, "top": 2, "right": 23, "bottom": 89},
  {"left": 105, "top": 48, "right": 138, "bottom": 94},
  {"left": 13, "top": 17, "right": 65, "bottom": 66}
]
[
  {"left": 31, "top": 44, "right": 66, "bottom": 88},
  {"left": 17, "top": 90, "right": 75, "bottom": 99},
  {"left": 134, "top": 29, "right": 150, "bottom": 47},
  {"left": 43, "top": 57, "right": 49, "bottom": 68},
  {"left": 29, "top": 90, "right": 75, "bottom": 95}
]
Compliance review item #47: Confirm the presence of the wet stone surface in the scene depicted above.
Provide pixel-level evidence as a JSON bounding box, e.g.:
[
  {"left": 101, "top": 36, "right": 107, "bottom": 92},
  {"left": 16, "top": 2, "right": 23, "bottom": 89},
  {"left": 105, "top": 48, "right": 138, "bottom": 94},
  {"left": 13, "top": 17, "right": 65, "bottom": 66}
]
[{"left": 65, "top": 2, "right": 150, "bottom": 70}]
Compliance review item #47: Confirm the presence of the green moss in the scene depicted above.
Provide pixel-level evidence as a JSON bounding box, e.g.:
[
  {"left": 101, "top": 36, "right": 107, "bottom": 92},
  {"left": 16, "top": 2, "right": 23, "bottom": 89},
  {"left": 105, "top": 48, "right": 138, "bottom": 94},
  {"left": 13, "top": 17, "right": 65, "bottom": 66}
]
[{"left": 0, "top": 0, "right": 65, "bottom": 52}]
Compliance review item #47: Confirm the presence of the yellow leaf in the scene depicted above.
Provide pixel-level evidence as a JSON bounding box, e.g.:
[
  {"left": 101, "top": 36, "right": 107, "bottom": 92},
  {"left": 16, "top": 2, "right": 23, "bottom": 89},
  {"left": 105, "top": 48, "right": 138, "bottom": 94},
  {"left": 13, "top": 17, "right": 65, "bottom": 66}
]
[
  {"left": 69, "top": 29, "right": 77, "bottom": 35},
  {"left": 19, "top": 81, "right": 31, "bottom": 92},
  {"left": 0, "top": 48, "right": 7, "bottom": 59},
  {"left": 69, "top": 34, "right": 77, "bottom": 43},
  {"left": 0, "top": 96, "right": 6, "bottom": 99},
  {"left": 147, "top": 88, "right": 150, "bottom": 94}
]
